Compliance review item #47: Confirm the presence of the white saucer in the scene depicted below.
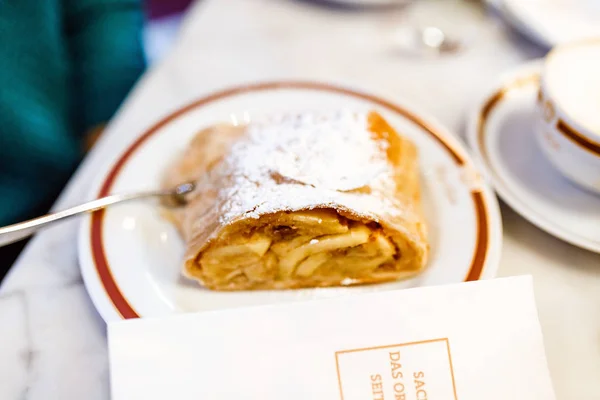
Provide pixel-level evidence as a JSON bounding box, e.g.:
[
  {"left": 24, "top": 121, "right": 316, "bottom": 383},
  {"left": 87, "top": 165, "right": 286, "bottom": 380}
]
[
  {"left": 466, "top": 61, "right": 600, "bottom": 253},
  {"left": 78, "top": 81, "right": 502, "bottom": 322},
  {"left": 488, "top": 0, "right": 600, "bottom": 48}
]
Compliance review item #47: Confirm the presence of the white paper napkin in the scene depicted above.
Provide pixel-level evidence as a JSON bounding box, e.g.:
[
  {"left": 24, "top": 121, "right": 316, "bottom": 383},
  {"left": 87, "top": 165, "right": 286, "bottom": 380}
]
[{"left": 109, "top": 276, "right": 555, "bottom": 399}]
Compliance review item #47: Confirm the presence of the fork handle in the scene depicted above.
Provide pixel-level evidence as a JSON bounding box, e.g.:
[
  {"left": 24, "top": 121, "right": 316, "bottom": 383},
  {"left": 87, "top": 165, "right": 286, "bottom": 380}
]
[{"left": 0, "top": 192, "right": 156, "bottom": 247}]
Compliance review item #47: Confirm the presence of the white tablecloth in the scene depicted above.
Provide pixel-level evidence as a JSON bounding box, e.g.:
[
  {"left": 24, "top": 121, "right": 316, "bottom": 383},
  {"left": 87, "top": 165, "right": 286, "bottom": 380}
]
[{"left": 0, "top": 1, "right": 598, "bottom": 399}]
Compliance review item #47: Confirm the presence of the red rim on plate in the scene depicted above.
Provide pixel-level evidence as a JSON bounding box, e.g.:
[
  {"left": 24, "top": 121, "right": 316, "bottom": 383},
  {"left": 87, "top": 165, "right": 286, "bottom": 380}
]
[{"left": 90, "top": 81, "right": 491, "bottom": 319}]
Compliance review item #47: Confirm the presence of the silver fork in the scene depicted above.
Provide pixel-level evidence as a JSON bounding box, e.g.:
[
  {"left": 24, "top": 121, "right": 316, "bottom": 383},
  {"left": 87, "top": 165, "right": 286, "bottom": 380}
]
[{"left": 0, "top": 182, "right": 195, "bottom": 247}]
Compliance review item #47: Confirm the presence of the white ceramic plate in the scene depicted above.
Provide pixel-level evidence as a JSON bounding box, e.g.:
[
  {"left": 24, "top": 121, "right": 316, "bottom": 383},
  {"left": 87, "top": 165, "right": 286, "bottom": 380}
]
[
  {"left": 78, "top": 82, "right": 502, "bottom": 322},
  {"left": 466, "top": 61, "right": 600, "bottom": 253},
  {"left": 488, "top": 0, "right": 600, "bottom": 48}
]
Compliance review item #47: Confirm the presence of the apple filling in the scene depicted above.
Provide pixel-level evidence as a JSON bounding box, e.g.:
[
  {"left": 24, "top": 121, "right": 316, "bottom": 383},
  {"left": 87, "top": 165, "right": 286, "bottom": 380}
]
[{"left": 193, "top": 209, "right": 400, "bottom": 289}]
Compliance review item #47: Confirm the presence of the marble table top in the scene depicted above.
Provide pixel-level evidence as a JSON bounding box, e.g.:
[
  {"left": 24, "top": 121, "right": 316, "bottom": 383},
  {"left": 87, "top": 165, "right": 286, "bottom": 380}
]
[{"left": 1, "top": 0, "right": 598, "bottom": 399}]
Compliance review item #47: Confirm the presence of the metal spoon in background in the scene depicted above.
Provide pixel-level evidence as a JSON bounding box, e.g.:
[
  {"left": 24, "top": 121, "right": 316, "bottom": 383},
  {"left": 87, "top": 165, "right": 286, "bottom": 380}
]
[
  {"left": 0, "top": 182, "right": 196, "bottom": 247},
  {"left": 418, "top": 26, "right": 463, "bottom": 53},
  {"left": 391, "top": 25, "right": 463, "bottom": 56}
]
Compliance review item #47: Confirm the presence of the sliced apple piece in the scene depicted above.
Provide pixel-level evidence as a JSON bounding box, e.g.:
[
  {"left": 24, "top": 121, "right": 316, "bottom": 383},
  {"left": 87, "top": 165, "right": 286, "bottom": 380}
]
[
  {"left": 270, "top": 235, "right": 313, "bottom": 257},
  {"left": 371, "top": 233, "right": 395, "bottom": 258},
  {"left": 223, "top": 269, "right": 244, "bottom": 282},
  {"left": 202, "top": 245, "right": 260, "bottom": 265},
  {"left": 295, "top": 253, "right": 330, "bottom": 277},
  {"left": 244, "top": 252, "right": 277, "bottom": 282},
  {"left": 202, "top": 231, "right": 271, "bottom": 265},
  {"left": 275, "top": 209, "right": 348, "bottom": 235},
  {"left": 245, "top": 232, "right": 272, "bottom": 256},
  {"left": 337, "top": 255, "right": 392, "bottom": 272},
  {"left": 279, "top": 224, "right": 371, "bottom": 277},
  {"left": 346, "top": 232, "right": 395, "bottom": 258}
]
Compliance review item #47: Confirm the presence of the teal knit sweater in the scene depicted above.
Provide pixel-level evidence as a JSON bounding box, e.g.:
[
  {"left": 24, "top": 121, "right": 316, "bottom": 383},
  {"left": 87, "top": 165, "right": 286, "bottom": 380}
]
[{"left": 0, "top": 0, "right": 145, "bottom": 226}]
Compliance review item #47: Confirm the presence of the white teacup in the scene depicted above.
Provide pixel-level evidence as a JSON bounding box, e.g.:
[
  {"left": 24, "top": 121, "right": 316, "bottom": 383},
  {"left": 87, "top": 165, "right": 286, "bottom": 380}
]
[{"left": 535, "top": 39, "right": 600, "bottom": 195}]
